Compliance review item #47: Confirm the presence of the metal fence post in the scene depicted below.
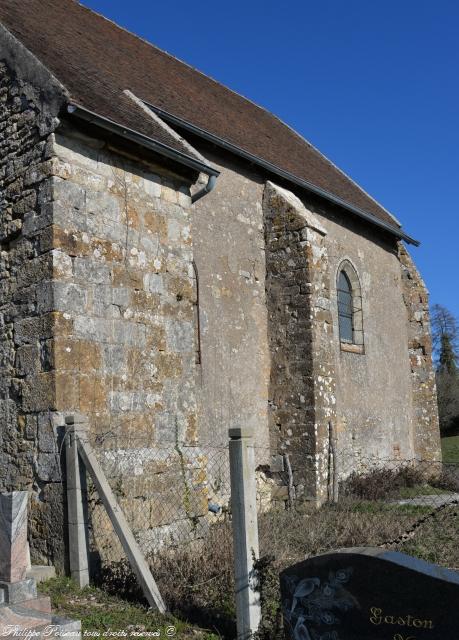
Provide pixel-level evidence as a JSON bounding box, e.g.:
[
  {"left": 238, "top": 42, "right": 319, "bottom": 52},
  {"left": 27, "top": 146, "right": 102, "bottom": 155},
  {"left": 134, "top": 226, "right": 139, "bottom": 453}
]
[
  {"left": 229, "top": 427, "right": 261, "bottom": 639},
  {"left": 65, "top": 414, "right": 90, "bottom": 588}
]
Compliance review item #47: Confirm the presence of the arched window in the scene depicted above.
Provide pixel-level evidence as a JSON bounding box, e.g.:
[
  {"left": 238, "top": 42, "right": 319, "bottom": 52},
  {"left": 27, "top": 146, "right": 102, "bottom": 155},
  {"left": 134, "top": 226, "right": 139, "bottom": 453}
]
[
  {"left": 337, "top": 261, "right": 364, "bottom": 350},
  {"left": 337, "top": 271, "right": 353, "bottom": 343}
]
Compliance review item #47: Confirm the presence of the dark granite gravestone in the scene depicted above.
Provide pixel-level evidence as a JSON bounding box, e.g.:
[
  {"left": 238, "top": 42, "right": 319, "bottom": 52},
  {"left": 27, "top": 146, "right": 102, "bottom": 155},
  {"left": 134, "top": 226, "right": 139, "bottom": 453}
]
[{"left": 280, "top": 547, "right": 459, "bottom": 640}]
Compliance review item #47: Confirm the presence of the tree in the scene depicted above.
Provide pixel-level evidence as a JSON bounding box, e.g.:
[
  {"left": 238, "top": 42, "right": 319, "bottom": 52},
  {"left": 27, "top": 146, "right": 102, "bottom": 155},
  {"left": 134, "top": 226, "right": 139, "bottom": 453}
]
[
  {"left": 431, "top": 304, "right": 459, "bottom": 434},
  {"left": 431, "top": 304, "right": 458, "bottom": 370}
]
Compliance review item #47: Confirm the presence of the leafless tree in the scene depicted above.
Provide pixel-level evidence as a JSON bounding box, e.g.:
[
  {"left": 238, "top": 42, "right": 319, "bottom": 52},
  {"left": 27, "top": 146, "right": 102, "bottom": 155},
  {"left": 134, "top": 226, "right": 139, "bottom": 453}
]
[{"left": 431, "top": 304, "right": 459, "bottom": 434}]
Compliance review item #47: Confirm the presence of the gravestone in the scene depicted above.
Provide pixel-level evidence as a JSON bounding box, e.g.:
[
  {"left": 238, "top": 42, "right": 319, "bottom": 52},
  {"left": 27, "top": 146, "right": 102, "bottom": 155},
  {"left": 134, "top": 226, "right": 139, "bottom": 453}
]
[
  {"left": 280, "top": 547, "right": 459, "bottom": 640},
  {"left": 0, "top": 491, "right": 81, "bottom": 637}
]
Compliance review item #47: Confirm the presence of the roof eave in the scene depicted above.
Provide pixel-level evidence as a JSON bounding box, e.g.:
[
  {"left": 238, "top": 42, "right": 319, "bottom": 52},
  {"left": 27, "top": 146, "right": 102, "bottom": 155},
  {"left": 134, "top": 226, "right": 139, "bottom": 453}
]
[
  {"left": 144, "top": 102, "right": 419, "bottom": 247},
  {"left": 67, "top": 103, "right": 220, "bottom": 178}
]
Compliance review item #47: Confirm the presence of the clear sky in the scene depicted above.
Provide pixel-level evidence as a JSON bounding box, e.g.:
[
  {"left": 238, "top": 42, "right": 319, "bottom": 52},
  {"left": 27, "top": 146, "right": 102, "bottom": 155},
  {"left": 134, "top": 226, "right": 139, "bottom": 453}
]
[{"left": 82, "top": 0, "right": 459, "bottom": 319}]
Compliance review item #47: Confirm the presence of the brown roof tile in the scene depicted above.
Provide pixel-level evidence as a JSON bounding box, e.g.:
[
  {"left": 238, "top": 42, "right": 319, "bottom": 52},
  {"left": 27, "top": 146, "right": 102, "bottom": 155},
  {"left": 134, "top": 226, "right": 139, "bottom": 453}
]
[{"left": 0, "top": 0, "right": 403, "bottom": 233}]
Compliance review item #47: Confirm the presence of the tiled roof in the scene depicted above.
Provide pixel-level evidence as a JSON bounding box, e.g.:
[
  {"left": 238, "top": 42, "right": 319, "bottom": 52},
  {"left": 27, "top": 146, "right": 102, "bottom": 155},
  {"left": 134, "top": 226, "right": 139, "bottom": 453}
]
[{"left": 0, "top": 0, "right": 406, "bottom": 236}]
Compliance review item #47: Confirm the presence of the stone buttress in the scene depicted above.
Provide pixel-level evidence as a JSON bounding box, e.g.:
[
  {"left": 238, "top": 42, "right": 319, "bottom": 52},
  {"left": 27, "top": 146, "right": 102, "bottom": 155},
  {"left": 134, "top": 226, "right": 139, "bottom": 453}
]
[{"left": 263, "top": 181, "right": 337, "bottom": 503}]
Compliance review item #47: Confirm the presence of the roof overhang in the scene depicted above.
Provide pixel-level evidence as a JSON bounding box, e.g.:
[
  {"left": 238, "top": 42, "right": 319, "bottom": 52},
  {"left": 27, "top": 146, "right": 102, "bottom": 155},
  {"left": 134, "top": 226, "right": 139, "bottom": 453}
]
[
  {"left": 67, "top": 103, "right": 220, "bottom": 179},
  {"left": 145, "top": 102, "right": 419, "bottom": 246}
]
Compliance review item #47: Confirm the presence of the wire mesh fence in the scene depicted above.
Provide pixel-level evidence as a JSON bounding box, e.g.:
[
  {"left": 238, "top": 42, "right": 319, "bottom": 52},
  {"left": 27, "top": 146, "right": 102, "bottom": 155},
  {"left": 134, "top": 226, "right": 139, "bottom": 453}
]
[
  {"left": 258, "top": 455, "right": 459, "bottom": 574},
  {"left": 78, "top": 430, "right": 458, "bottom": 629}
]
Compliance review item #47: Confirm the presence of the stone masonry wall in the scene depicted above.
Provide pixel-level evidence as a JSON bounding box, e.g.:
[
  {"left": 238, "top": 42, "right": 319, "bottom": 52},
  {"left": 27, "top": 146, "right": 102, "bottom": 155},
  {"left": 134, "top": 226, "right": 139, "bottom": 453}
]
[
  {"left": 399, "top": 244, "right": 441, "bottom": 461},
  {"left": 190, "top": 150, "right": 270, "bottom": 452},
  {"left": 45, "top": 128, "right": 206, "bottom": 562},
  {"left": 0, "top": 59, "right": 65, "bottom": 565},
  {"left": 263, "top": 181, "right": 337, "bottom": 503},
  {"left": 0, "top": 52, "right": 207, "bottom": 566}
]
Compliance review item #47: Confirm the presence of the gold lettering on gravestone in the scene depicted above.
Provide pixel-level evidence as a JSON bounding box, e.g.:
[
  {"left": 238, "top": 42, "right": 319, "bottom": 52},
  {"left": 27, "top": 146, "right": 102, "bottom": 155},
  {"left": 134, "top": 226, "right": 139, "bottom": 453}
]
[{"left": 369, "top": 607, "right": 434, "bottom": 631}]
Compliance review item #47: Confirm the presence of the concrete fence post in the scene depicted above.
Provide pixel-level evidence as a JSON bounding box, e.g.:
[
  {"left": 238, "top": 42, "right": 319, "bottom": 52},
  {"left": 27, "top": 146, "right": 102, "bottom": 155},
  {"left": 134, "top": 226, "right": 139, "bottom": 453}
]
[
  {"left": 229, "top": 427, "right": 261, "bottom": 639},
  {"left": 65, "top": 414, "right": 90, "bottom": 588}
]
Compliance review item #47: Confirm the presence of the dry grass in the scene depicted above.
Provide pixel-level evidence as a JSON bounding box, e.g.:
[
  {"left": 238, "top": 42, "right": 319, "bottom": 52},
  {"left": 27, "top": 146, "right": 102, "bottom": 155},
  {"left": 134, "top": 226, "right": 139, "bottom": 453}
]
[
  {"left": 258, "top": 500, "right": 432, "bottom": 571},
  {"left": 394, "top": 503, "right": 459, "bottom": 569},
  {"left": 92, "top": 469, "right": 458, "bottom": 639}
]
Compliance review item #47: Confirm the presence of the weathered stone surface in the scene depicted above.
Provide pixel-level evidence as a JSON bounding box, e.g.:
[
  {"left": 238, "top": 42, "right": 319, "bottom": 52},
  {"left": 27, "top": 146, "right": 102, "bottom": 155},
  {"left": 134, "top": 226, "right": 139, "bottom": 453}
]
[
  {"left": 0, "top": 492, "right": 28, "bottom": 583},
  {"left": 399, "top": 245, "right": 441, "bottom": 462},
  {"left": 263, "top": 181, "right": 335, "bottom": 502}
]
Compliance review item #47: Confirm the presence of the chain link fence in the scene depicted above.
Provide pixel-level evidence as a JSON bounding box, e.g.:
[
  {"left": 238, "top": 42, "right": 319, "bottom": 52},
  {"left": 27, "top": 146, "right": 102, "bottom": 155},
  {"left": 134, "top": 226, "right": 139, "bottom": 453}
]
[
  {"left": 258, "top": 454, "right": 459, "bottom": 573},
  {"left": 77, "top": 431, "right": 458, "bottom": 633}
]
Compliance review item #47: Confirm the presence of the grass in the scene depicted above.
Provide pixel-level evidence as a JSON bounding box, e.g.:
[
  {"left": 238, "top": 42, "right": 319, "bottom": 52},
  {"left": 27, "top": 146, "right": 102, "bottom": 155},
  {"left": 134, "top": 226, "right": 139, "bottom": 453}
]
[
  {"left": 397, "top": 484, "right": 452, "bottom": 498},
  {"left": 37, "top": 492, "right": 458, "bottom": 640},
  {"left": 394, "top": 504, "right": 459, "bottom": 569},
  {"left": 257, "top": 500, "right": 437, "bottom": 569},
  {"left": 38, "top": 577, "right": 219, "bottom": 640},
  {"left": 442, "top": 435, "right": 459, "bottom": 464},
  {"left": 38, "top": 460, "right": 458, "bottom": 640}
]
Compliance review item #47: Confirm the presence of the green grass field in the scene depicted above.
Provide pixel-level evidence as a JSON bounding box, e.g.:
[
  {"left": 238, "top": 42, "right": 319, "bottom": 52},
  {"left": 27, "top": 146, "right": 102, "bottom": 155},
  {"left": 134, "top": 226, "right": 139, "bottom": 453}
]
[{"left": 441, "top": 435, "right": 459, "bottom": 464}]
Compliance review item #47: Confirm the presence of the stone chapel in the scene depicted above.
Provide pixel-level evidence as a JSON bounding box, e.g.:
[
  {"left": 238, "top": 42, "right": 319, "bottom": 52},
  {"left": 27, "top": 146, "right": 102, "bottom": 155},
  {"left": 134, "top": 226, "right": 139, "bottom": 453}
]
[{"left": 0, "top": 0, "right": 440, "bottom": 566}]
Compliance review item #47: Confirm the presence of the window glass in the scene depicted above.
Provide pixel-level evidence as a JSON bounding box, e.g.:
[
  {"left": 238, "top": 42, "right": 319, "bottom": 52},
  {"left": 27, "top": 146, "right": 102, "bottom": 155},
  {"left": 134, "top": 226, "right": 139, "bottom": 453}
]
[{"left": 337, "top": 271, "right": 353, "bottom": 342}]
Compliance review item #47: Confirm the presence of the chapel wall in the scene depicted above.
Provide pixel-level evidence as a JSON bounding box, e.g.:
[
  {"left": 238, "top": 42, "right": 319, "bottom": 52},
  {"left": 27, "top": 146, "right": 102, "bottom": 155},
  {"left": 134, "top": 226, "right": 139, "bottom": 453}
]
[
  {"left": 46, "top": 129, "right": 210, "bottom": 561},
  {"left": 297, "top": 193, "right": 419, "bottom": 471},
  {"left": 399, "top": 244, "right": 441, "bottom": 463},
  {"left": 0, "top": 58, "right": 66, "bottom": 566},
  {"left": 191, "top": 150, "right": 271, "bottom": 458}
]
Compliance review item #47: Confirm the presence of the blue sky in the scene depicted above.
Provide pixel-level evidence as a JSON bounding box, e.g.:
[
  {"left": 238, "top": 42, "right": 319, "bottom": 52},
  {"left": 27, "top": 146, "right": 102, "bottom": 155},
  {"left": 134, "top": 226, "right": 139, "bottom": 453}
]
[{"left": 83, "top": 0, "right": 459, "bottom": 319}]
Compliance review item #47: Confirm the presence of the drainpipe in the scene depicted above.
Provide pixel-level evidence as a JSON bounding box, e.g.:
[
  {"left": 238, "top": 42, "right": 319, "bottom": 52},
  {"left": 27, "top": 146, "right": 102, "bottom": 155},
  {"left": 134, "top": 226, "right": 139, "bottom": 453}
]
[{"left": 191, "top": 174, "right": 217, "bottom": 203}]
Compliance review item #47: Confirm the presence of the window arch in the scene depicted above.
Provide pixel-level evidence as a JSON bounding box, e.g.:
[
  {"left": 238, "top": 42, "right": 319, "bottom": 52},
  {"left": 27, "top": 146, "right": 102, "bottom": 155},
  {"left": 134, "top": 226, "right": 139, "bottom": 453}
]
[{"left": 336, "top": 261, "right": 364, "bottom": 350}]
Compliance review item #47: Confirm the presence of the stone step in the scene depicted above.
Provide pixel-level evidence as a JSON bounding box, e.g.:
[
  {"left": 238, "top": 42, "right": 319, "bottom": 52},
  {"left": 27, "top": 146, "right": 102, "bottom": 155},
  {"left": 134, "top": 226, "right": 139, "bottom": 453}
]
[
  {"left": 0, "top": 578, "right": 37, "bottom": 604},
  {"left": 23, "top": 595, "right": 52, "bottom": 614},
  {"left": 27, "top": 565, "right": 56, "bottom": 584}
]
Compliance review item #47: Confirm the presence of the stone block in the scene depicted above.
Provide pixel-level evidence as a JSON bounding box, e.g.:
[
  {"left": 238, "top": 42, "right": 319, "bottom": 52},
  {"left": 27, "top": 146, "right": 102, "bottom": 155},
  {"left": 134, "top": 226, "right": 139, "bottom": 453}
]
[
  {"left": 34, "top": 453, "right": 61, "bottom": 482},
  {"left": 54, "top": 372, "right": 80, "bottom": 410},
  {"left": 0, "top": 578, "right": 37, "bottom": 604},
  {"left": 143, "top": 172, "right": 161, "bottom": 198},
  {"left": 52, "top": 176, "right": 86, "bottom": 210},
  {"left": 144, "top": 273, "right": 164, "bottom": 294},
  {"left": 78, "top": 375, "right": 107, "bottom": 413},
  {"left": 22, "top": 373, "right": 55, "bottom": 412},
  {"left": 0, "top": 492, "right": 28, "bottom": 583},
  {"left": 86, "top": 190, "right": 121, "bottom": 222},
  {"left": 27, "top": 565, "right": 56, "bottom": 585},
  {"left": 73, "top": 315, "right": 112, "bottom": 343},
  {"left": 15, "top": 345, "right": 40, "bottom": 377},
  {"left": 51, "top": 249, "right": 73, "bottom": 279},
  {"left": 73, "top": 258, "right": 111, "bottom": 284},
  {"left": 165, "top": 320, "right": 193, "bottom": 353}
]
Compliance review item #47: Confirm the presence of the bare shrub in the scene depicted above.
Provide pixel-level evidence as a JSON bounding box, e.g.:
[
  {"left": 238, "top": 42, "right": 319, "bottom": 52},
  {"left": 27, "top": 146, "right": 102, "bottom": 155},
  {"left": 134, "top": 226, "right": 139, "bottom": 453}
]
[
  {"left": 340, "top": 464, "right": 430, "bottom": 500},
  {"left": 148, "top": 522, "right": 235, "bottom": 636},
  {"left": 429, "top": 466, "right": 459, "bottom": 492}
]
